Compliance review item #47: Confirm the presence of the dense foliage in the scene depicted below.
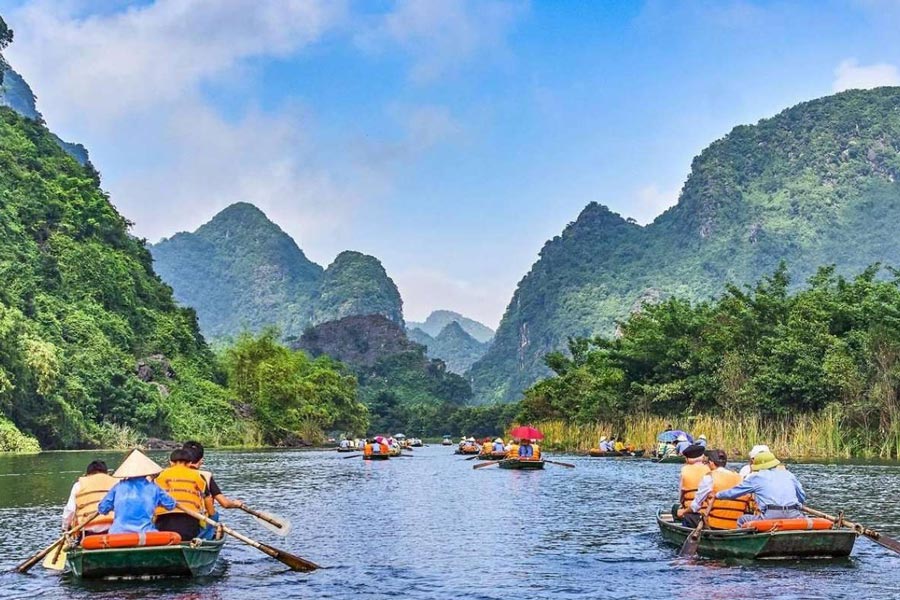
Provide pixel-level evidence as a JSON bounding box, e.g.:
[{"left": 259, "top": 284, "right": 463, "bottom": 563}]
[
  {"left": 408, "top": 321, "right": 490, "bottom": 375},
  {"left": 472, "top": 88, "right": 900, "bottom": 402},
  {"left": 521, "top": 265, "right": 900, "bottom": 452},
  {"left": 151, "top": 206, "right": 404, "bottom": 341}
]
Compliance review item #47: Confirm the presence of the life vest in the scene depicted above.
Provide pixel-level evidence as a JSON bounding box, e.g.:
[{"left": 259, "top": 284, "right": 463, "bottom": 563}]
[
  {"left": 679, "top": 462, "right": 710, "bottom": 508},
  {"left": 613, "top": 441, "right": 625, "bottom": 452},
  {"left": 703, "top": 468, "right": 750, "bottom": 529},
  {"left": 155, "top": 464, "right": 207, "bottom": 516},
  {"left": 75, "top": 473, "right": 118, "bottom": 529},
  {"left": 364, "top": 443, "right": 388, "bottom": 456},
  {"left": 532, "top": 445, "right": 541, "bottom": 460},
  {"left": 507, "top": 444, "right": 519, "bottom": 458},
  {"left": 482, "top": 442, "right": 492, "bottom": 454}
]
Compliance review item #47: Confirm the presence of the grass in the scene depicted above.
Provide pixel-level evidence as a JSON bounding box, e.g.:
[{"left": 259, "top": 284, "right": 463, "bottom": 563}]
[{"left": 530, "top": 406, "right": 897, "bottom": 458}]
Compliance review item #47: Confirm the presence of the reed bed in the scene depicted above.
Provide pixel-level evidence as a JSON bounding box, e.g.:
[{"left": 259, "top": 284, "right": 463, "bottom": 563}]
[{"left": 530, "top": 406, "right": 897, "bottom": 458}]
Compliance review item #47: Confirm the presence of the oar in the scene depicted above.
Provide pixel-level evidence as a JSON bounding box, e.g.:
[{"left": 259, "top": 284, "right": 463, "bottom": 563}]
[
  {"left": 802, "top": 505, "right": 900, "bottom": 554},
  {"left": 464, "top": 455, "right": 482, "bottom": 461},
  {"left": 342, "top": 454, "right": 362, "bottom": 459},
  {"left": 42, "top": 543, "right": 67, "bottom": 571},
  {"left": 544, "top": 459, "right": 575, "bottom": 468},
  {"left": 16, "top": 512, "right": 99, "bottom": 573},
  {"left": 473, "top": 460, "right": 502, "bottom": 469},
  {"left": 177, "top": 505, "right": 319, "bottom": 572},
  {"left": 239, "top": 505, "right": 292, "bottom": 537},
  {"left": 678, "top": 502, "right": 714, "bottom": 558}
]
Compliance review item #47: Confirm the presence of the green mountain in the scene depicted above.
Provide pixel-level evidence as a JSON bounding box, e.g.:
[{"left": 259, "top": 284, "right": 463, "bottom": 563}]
[
  {"left": 151, "top": 206, "right": 403, "bottom": 340},
  {"left": 471, "top": 87, "right": 900, "bottom": 403},
  {"left": 408, "top": 309, "right": 494, "bottom": 342},
  {"left": 408, "top": 321, "right": 490, "bottom": 375}
]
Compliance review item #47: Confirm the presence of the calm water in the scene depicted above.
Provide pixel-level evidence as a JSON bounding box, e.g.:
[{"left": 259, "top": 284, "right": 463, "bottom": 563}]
[{"left": 1, "top": 447, "right": 900, "bottom": 599}]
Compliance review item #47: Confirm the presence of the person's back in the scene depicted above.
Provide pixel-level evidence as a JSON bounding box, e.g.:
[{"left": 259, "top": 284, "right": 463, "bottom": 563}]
[
  {"left": 613, "top": 440, "right": 625, "bottom": 452},
  {"left": 705, "top": 467, "right": 748, "bottom": 529},
  {"left": 678, "top": 445, "right": 710, "bottom": 510},
  {"left": 63, "top": 460, "right": 117, "bottom": 536},
  {"left": 518, "top": 443, "right": 534, "bottom": 458},
  {"left": 507, "top": 442, "right": 519, "bottom": 458},
  {"left": 97, "top": 450, "right": 175, "bottom": 534},
  {"left": 675, "top": 440, "right": 691, "bottom": 455},
  {"left": 492, "top": 441, "right": 504, "bottom": 452},
  {"left": 482, "top": 441, "right": 492, "bottom": 454},
  {"left": 155, "top": 450, "right": 208, "bottom": 540}
]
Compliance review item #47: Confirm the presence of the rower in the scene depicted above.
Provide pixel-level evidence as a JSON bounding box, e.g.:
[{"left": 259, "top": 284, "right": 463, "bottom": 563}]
[
  {"left": 183, "top": 441, "right": 244, "bottom": 539},
  {"left": 62, "top": 460, "right": 117, "bottom": 537},
  {"left": 155, "top": 448, "right": 210, "bottom": 540},
  {"left": 673, "top": 444, "right": 709, "bottom": 521},
  {"left": 98, "top": 450, "right": 176, "bottom": 534},
  {"left": 714, "top": 451, "right": 806, "bottom": 526},
  {"left": 518, "top": 438, "right": 535, "bottom": 459},
  {"left": 681, "top": 449, "right": 749, "bottom": 529},
  {"left": 492, "top": 438, "right": 505, "bottom": 452},
  {"left": 674, "top": 434, "right": 691, "bottom": 455}
]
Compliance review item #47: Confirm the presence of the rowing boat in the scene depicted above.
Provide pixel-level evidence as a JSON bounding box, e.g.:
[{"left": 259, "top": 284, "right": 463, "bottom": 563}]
[
  {"left": 477, "top": 451, "right": 508, "bottom": 460},
  {"left": 498, "top": 458, "right": 545, "bottom": 470},
  {"left": 588, "top": 449, "right": 646, "bottom": 458},
  {"left": 363, "top": 453, "right": 390, "bottom": 460},
  {"left": 655, "top": 510, "right": 855, "bottom": 559},
  {"left": 454, "top": 447, "right": 480, "bottom": 455},
  {"left": 653, "top": 454, "right": 685, "bottom": 464},
  {"left": 66, "top": 539, "right": 225, "bottom": 579}
]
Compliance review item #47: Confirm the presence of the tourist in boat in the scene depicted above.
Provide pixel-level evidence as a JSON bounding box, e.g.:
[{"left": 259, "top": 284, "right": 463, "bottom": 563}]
[
  {"left": 97, "top": 450, "right": 176, "bottom": 534},
  {"left": 518, "top": 439, "right": 536, "bottom": 459},
  {"left": 673, "top": 444, "right": 709, "bottom": 521},
  {"left": 63, "top": 460, "right": 117, "bottom": 537},
  {"left": 714, "top": 451, "right": 806, "bottom": 526},
  {"left": 531, "top": 440, "right": 542, "bottom": 460},
  {"left": 738, "top": 444, "right": 770, "bottom": 479},
  {"left": 681, "top": 449, "right": 749, "bottom": 529},
  {"left": 492, "top": 438, "right": 505, "bottom": 452},
  {"left": 598, "top": 436, "right": 613, "bottom": 452},
  {"left": 339, "top": 439, "right": 352, "bottom": 450},
  {"left": 364, "top": 437, "right": 388, "bottom": 456},
  {"left": 183, "top": 441, "right": 244, "bottom": 539},
  {"left": 674, "top": 434, "right": 692, "bottom": 455},
  {"left": 155, "top": 448, "right": 211, "bottom": 540},
  {"left": 506, "top": 438, "right": 520, "bottom": 458},
  {"left": 696, "top": 435, "right": 708, "bottom": 448},
  {"left": 613, "top": 438, "right": 626, "bottom": 452},
  {"left": 481, "top": 438, "right": 493, "bottom": 454}
]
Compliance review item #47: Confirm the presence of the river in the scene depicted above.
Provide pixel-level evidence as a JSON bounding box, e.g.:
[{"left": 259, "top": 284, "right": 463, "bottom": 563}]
[{"left": 1, "top": 446, "right": 899, "bottom": 599}]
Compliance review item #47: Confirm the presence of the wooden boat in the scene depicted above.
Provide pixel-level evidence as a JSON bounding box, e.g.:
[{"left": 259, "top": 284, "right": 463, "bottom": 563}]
[
  {"left": 498, "top": 458, "right": 545, "bottom": 470},
  {"left": 336, "top": 447, "right": 357, "bottom": 453},
  {"left": 653, "top": 454, "right": 685, "bottom": 464},
  {"left": 363, "top": 453, "right": 390, "bottom": 460},
  {"left": 655, "top": 510, "right": 856, "bottom": 559},
  {"left": 66, "top": 539, "right": 225, "bottom": 579},
  {"left": 477, "top": 451, "right": 509, "bottom": 460},
  {"left": 588, "top": 449, "right": 646, "bottom": 458},
  {"left": 455, "top": 447, "right": 480, "bottom": 455}
]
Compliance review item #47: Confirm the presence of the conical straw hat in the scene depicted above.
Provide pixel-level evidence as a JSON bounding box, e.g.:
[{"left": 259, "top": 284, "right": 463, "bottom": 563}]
[{"left": 113, "top": 449, "right": 162, "bottom": 478}]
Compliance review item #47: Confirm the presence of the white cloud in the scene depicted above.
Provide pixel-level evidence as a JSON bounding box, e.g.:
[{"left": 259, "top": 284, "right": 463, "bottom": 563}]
[
  {"left": 832, "top": 59, "right": 900, "bottom": 92},
  {"left": 356, "top": 0, "right": 527, "bottom": 83},
  {"left": 627, "top": 184, "right": 679, "bottom": 225}
]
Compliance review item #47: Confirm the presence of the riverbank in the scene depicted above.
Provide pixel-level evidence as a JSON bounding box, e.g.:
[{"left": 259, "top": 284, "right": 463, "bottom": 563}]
[{"left": 533, "top": 408, "right": 884, "bottom": 459}]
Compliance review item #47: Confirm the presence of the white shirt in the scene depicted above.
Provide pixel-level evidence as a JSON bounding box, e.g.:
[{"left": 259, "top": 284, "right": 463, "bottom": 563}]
[{"left": 63, "top": 479, "right": 112, "bottom": 533}]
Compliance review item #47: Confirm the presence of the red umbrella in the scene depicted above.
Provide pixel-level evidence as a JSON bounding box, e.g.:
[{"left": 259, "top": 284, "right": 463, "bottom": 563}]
[{"left": 509, "top": 425, "right": 544, "bottom": 440}]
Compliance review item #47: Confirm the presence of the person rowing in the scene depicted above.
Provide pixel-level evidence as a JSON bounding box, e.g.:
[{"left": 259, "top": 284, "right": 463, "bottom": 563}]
[
  {"left": 714, "top": 451, "right": 805, "bottom": 526},
  {"left": 62, "top": 460, "right": 117, "bottom": 538},
  {"left": 155, "top": 448, "right": 210, "bottom": 540},
  {"left": 183, "top": 441, "right": 244, "bottom": 539},
  {"left": 98, "top": 450, "right": 177, "bottom": 534},
  {"left": 679, "top": 449, "right": 750, "bottom": 529}
]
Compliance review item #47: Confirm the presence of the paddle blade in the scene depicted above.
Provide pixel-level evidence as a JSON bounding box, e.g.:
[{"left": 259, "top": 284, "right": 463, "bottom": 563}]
[
  {"left": 342, "top": 454, "right": 362, "bottom": 459},
  {"left": 253, "top": 511, "right": 292, "bottom": 537},
  {"left": 263, "top": 543, "right": 320, "bottom": 572},
  {"left": 42, "top": 546, "right": 67, "bottom": 571},
  {"left": 473, "top": 461, "right": 500, "bottom": 469}
]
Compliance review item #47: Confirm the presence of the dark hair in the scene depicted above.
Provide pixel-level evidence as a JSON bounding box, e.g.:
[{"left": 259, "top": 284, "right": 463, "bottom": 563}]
[
  {"left": 183, "top": 440, "right": 204, "bottom": 460},
  {"left": 706, "top": 449, "right": 728, "bottom": 467},
  {"left": 85, "top": 460, "right": 108, "bottom": 475},
  {"left": 170, "top": 448, "right": 193, "bottom": 463}
]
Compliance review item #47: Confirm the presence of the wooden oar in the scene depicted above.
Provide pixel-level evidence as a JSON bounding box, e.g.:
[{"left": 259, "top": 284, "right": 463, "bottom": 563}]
[
  {"left": 177, "top": 505, "right": 319, "bottom": 572},
  {"left": 464, "top": 455, "right": 482, "bottom": 461},
  {"left": 42, "top": 543, "right": 67, "bottom": 571},
  {"left": 802, "top": 505, "right": 900, "bottom": 554},
  {"left": 342, "top": 454, "right": 362, "bottom": 459},
  {"left": 473, "top": 460, "right": 502, "bottom": 469},
  {"left": 678, "top": 502, "right": 713, "bottom": 558},
  {"left": 16, "top": 512, "right": 99, "bottom": 573},
  {"left": 544, "top": 459, "right": 575, "bottom": 468},
  {"left": 240, "top": 505, "right": 292, "bottom": 537}
]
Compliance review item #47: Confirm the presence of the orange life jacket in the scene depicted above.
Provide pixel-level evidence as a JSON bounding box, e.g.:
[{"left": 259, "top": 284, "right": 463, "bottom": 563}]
[
  {"left": 679, "top": 462, "right": 710, "bottom": 508},
  {"left": 532, "top": 445, "right": 541, "bottom": 460},
  {"left": 364, "top": 443, "right": 388, "bottom": 456},
  {"left": 155, "top": 464, "right": 207, "bottom": 516},
  {"left": 75, "top": 473, "right": 118, "bottom": 529},
  {"left": 703, "top": 468, "right": 750, "bottom": 529},
  {"left": 482, "top": 442, "right": 492, "bottom": 454},
  {"left": 507, "top": 444, "right": 519, "bottom": 458}
]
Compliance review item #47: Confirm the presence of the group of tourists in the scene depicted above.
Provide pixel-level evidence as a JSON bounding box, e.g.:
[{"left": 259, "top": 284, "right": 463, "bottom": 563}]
[
  {"left": 475, "top": 437, "right": 541, "bottom": 459},
  {"left": 675, "top": 442, "right": 805, "bottom": 529},
  {"left": 655, "top": 426, "right": 707, "bottom": 458},
  {"left": 62, "top": 441, "right": 244, "bottom": 541},
  {"left": 596, "top": 436, "right": 635, "bottom": 452}
]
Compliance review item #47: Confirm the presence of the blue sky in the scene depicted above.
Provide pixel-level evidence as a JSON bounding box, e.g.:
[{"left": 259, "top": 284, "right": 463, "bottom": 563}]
[{"left": 3, "top": 0, "right": 900, "bottom": 327}]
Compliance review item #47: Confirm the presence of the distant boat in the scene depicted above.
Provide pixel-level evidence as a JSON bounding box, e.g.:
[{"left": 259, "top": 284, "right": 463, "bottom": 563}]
[{"left": 497, "top": 458, "right": 545, "bottom": 470}]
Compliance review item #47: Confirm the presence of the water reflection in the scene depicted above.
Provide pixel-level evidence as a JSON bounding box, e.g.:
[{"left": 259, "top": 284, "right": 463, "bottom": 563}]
[{"left": 1, "top": 448, "right": 899, "bottom": 599}]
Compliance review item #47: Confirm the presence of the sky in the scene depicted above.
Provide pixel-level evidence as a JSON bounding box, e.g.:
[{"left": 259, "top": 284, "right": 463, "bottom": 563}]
[{"left": 2, "top": 0, "right": 900, "bottom": 328}]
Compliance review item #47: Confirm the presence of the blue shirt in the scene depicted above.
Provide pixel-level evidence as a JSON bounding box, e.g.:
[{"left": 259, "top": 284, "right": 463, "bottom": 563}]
[
  {"left": 715, "top": 468, "right": 806, "bottom": 512},
  {"left": 519, "top": 445, "right": 534, "bottom": 458},
  {"left": 697, "top": 439, "right": 707, "bottom": 448},
  {"left": 492, "top": 442, "right": 505, "bottom": 452},
  {"left": 98, "top": 477, "right": 176, "bottom": 534},
  {"left": 675, "top": 441, "right": 691, "bottom": 454}
]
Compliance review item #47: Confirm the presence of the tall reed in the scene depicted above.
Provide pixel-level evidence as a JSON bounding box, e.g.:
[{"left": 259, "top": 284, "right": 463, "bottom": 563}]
[{"left": 531, "top": 407, "right": 871, "bottom": 458}]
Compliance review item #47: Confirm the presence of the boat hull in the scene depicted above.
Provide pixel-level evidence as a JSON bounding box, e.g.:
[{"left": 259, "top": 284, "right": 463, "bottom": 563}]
[
  {"left": 477, "top": 452, "right": 509, "bottom": 460},
  {"left": 498, "top": 459, "right": 545, "bottom": 470},
  {"left": 66, "top": 539, "right": 225, "bottom": 579},
  {"left": 454, "top": 448, "right": 480, "bottom": 455},
  {"left": 589, "top": 449, "right": 646, "bottom": 458},
  {"left": 654, "top": 454, "right": 685, "bottom": 464},
  {"left": 656, "top": 510, "right": 855, "bottom": 559},
  {"left": 363, "top": 453, "right": 390, "bottom": 460},
  {"left": 336, "top": 447, "right": 356, "bottom": 453}
]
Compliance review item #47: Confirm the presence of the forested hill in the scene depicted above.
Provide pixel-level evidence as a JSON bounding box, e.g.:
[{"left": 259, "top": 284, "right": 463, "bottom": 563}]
[
  {"left": 151, "top": 206, "right": 404, "bottom": 340},
  {"left": 471, "top": 87, "right": 900, "bottom": 403},
  {"left": 408, "top": 310, "right": 494, "bottom": 343},
  {"left": 408, "top": 322, "right": 490, "bottom": 375}
]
